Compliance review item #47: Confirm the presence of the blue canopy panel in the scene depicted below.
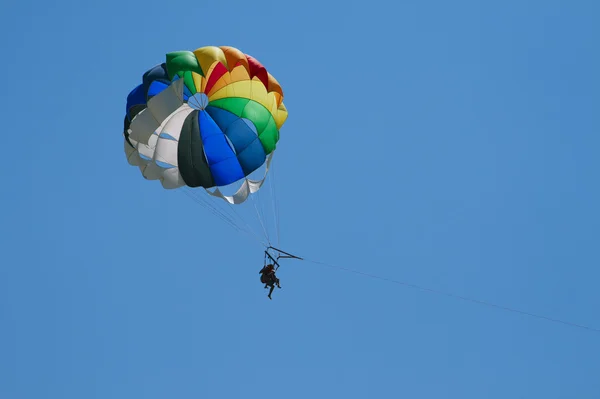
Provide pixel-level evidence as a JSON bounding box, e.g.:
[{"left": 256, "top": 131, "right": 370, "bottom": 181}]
[
  {"left": 125, "top": 63, "right": 173, "bottom": 121},
  {"left": 205, "top": 106, "right": 266, "bottom": 176},
  {"left": 148, "top": 81, "right": 169, "bottom": 97},
  {"left": 139, "top": 63, "right": 173, "bottom": 105},
  {"left": 125, "top": 84, "right": 146, "bottom": 118},
  {"left": 198, "top": 111, "right": 245, "bottom": 187}
]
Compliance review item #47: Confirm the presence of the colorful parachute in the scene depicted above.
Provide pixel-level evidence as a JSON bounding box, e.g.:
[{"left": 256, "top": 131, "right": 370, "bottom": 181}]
[{"left": 123, "top": 46, "right": 288, "bottom": 204}]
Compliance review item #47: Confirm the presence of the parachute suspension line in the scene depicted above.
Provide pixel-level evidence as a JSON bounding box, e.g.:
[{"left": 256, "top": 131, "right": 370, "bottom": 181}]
[
  {"left": 184, "top": 188, "right": 234, "bottom": 225},
  {"left": 142, "top": 153, "right": 245, "bottom": 236},
  {"left": 180, "top": 188, "right": 240, "bottom": 231},
  {"left": 219, "top": 194, "right": 269, "bottom": 247},
  {"left": 141, "top": 146, "right": 272, "bottom": 248},
  {"left": 255, "top": 173, "right": 269, "bottom": 236},
  {"left": 202, "top": 193, "right": 268, "bottom": 246},
  {"left": 178, "top": 186, "right": 267, "bottom": 247},
  {"left": 257, "top": 180, "right": 273, "bottom": 245},
  {"left": 256, "top": 181, "right": 267, "bottom": 233},
  {"left": 146, "top": 151, "right": 267, "bottom": 246},
  {"left": 250, "top": 192, "right": 270, "bottom": 246},
  {"left": 301, "top": 257, "right": 600, "bottom": 334},
  {"left": 269, "top": 155, "right": 281, "bottom": 247}
]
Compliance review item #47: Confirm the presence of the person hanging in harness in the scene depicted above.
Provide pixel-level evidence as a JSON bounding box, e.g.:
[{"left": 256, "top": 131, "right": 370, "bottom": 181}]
[{"left": 259, "top": 263, "right": 281, "bottom": 300}]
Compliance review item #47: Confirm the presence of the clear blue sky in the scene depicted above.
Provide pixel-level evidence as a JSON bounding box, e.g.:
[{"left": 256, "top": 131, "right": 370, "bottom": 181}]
[{"left": 1, "top": 0, "right": 599, "bottom": 398}]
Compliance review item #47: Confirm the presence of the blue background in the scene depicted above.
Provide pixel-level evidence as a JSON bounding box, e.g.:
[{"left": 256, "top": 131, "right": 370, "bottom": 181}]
[{"left": 1, "top": 0, "right": 599, "bottom": 398}]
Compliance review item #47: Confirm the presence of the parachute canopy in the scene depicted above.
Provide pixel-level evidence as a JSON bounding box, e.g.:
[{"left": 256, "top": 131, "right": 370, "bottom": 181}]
[{"left": 123, "top": 46, "right": 288, "bottom": 204}]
